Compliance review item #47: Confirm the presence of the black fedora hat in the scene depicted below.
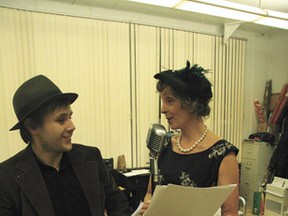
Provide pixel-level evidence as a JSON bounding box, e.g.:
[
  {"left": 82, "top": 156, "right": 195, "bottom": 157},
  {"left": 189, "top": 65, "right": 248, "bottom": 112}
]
[{"left": 10, "top": 75, "right": 78, "bottom": 131}]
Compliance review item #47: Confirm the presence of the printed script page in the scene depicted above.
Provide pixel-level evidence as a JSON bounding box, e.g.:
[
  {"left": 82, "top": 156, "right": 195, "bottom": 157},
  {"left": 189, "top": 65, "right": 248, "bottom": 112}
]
[{"left": 143, "top": 184, "right": 237, "bottom": 216}]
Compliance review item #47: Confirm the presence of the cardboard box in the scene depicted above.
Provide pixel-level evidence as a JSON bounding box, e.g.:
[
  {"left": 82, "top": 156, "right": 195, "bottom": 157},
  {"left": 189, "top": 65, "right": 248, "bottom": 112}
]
[
  {"left": 265, "top": 177, "right": 288, "bottom": 215},
  {"left": 257, "top": 122, "right": 268, "bottom": 132},
  {"left": 270, "top": 93, "right": 280, "bottom": 111},
  {"left": 265, "top": 192, "right": 288, "bottom": 216}
]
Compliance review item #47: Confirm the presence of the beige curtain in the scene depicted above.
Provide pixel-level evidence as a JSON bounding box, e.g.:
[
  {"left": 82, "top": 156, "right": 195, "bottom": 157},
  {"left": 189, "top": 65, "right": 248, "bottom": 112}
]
[
  {"left": 0, "top": 7, "right": 245, "bottom": 167},
  {"left": 0, "top": 7, "right": 132, "bottom": 167}
]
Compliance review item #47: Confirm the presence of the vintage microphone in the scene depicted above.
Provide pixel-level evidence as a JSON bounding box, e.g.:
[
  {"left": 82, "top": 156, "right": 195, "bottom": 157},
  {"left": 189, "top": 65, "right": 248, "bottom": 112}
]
[{"left": 146, "top": 123, "right": 167, "bottom": 193}]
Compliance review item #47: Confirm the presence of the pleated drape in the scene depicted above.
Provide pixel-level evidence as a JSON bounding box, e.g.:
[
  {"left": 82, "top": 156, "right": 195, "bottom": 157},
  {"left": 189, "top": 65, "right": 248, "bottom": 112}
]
[{"left": 0, "top": 7, "right": 246, "bottom": 167}]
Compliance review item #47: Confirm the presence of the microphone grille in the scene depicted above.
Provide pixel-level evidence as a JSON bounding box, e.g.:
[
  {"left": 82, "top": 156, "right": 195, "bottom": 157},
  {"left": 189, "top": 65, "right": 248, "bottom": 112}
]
[{"left": 146, "top": 123, "right": 167, "bottom": 153}]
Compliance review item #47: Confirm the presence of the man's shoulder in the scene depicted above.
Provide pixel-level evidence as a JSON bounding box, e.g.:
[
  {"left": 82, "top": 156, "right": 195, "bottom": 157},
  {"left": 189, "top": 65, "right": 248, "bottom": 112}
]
[
  {"left": 70, "top": 143, "right": 102, "bottom": 160},
  {"left": 72, "top": 143, "right": 100, "bottom": 152},
  {"left": 0, "top": 148, "right": 30, "bottom": 182},
  {"left": 0, "top": 148, "right": 27, "bottom": 168}
]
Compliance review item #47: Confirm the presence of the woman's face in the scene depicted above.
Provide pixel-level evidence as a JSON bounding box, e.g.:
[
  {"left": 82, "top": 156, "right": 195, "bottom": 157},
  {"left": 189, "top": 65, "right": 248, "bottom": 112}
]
[{"left": 160, "top": 86, "right": 192, "bottom": 130}]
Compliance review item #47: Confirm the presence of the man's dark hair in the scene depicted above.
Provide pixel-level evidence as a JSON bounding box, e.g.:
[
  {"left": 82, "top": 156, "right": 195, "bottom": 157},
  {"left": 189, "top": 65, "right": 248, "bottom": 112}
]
[{"left": 20, "top": 99, "right": 70, "bottom": 144}]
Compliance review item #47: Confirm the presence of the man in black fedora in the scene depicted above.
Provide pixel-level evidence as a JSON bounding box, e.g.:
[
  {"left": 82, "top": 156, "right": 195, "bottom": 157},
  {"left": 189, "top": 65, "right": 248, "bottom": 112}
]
[{"left": 0, "top": 75, "right": 131, "bottom": 216}]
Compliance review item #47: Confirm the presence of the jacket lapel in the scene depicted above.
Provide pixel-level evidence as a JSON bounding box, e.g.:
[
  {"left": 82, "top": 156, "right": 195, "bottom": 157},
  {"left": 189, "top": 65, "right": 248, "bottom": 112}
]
[
  {"left": 68, "top": 146, "right": 102, "bottom": 216},
  {"left": 15, "top": 146, "right": 56, "bottom": 216}
]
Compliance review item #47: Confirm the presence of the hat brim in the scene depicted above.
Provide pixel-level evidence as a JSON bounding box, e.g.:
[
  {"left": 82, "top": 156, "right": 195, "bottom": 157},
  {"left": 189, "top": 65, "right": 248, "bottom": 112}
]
[
  {"left": 154, "top": 71, "right": 192, "bottom": 96},
  {"left": 10, "top": 93, "right": 78, "bottom": 131}
]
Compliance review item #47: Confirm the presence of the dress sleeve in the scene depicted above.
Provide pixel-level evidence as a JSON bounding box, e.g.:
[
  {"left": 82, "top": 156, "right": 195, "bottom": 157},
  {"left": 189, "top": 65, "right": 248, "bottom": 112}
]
[
  {"left": 225, "top": 142, "right": 239, "bottom": 156},
  {"left": 208, "top": 140, "right": 239, "bottom": 160}
]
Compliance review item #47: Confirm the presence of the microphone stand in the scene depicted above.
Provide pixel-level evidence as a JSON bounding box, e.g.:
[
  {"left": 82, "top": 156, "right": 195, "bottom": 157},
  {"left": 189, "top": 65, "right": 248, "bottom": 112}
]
[{"left": 149, "top": 152, "right": 159, "bottom": 195}]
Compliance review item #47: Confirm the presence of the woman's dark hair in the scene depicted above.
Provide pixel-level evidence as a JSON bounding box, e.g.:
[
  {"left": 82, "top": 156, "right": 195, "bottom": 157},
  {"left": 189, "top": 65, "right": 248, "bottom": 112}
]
[{"left": 19, "top": 99, "right": 70, "bottom": 144}]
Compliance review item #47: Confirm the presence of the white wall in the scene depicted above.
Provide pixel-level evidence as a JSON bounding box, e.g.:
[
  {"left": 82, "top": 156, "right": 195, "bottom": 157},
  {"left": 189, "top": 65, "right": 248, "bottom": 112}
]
[
  {"left": 1, "top": 0, "right": 288, "bottom": 147},
  {"left": 233, "top": 30, "right": 288, "bottom": 138},
  {"left": 269, "top": 33, "right": 288, "bottom": 93},
  {"left": 235, "top": 31, "right": 271, "bottom": 138}
]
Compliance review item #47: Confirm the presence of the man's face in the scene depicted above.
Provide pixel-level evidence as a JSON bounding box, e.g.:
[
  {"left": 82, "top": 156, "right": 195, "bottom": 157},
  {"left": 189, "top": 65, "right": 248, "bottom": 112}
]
[{"left": 33, "top": 105, "right": 75, "bottom": 154}]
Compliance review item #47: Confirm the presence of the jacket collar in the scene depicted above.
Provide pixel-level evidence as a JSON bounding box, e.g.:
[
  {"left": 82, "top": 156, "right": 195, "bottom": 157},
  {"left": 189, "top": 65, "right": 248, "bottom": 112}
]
[
  {"left": 67, "top": 145, "right": 102, "bottom": 216},
  {"left": 15, "top": 145, "right": 56, "bottom": 216}
]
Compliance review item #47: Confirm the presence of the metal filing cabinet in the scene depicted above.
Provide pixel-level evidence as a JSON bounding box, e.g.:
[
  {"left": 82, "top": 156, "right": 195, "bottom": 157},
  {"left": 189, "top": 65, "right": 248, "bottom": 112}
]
[{"left": 240, "top": 140, "right": 274, "bottom": 210}]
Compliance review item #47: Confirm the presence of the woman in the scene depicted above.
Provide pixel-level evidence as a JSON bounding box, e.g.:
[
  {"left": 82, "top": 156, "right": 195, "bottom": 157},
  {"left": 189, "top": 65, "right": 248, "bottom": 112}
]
[{"left": 141, "top": 61, "right": 239, "bottom": 216}]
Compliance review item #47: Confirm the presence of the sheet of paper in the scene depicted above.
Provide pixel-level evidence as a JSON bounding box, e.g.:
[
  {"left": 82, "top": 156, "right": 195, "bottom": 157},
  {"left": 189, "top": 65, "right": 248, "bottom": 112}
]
[
  {"left": 143, "top": 183, "right": 237, "bottom": 216},
  {"left": 123, "top": 169, "right": 150, "bottom": 177}
]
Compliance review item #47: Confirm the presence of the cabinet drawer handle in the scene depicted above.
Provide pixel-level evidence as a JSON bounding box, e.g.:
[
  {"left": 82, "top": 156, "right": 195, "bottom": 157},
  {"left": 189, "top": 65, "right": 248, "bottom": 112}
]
[
  {"left": 244, "top": 177, "right": 250, "bottom": 184},
  {"left": 246, "top": 146, "right": 253, "bottom": 153},
  {"left": 245, "top": 162, "right": 251, "bottom": 169}
]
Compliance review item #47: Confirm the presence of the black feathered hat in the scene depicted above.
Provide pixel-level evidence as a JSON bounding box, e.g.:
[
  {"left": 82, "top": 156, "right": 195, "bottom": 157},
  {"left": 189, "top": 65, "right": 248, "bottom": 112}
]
[{"left": 154, "top": 60, "right": 212, "bottom": 101}]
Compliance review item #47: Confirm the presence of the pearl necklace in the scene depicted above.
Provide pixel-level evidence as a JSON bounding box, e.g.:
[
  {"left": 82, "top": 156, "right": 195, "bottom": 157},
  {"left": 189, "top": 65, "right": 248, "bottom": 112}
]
[{"left": 177, "top": 126, "right": 208, "bottom": 153}]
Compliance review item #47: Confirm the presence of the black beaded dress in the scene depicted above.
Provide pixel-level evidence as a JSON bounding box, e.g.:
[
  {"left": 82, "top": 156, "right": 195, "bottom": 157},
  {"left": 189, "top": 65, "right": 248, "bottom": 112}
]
[{"left": 158, "top": 139, "right": 239, "bottom": 187}]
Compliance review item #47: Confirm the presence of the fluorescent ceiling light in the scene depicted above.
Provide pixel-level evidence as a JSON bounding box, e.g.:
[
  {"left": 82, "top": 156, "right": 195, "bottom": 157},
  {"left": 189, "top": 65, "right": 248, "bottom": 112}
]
[
  {"left": 176, "top": 1, "right": 261, "bottom": 22},
  {"left": 127, "top": 0, "right": 288, "bottom": 30},
  {"left": 266, "top": 10, "right": 288, "bottom": 20},
  {"left": 197, "top": 0, "right": 265, "bottom": 14},
  {"left": 127, "top": 0, "right": 181, "bottom": 8},
  {"left": 255, "top": 17, "right": 288, "bottom": 30}
]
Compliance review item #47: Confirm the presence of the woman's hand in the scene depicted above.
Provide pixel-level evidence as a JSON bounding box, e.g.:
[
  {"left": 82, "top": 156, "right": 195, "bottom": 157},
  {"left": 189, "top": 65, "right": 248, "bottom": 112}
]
[{"left": 138, "top": 200, "right": 150, "bottom": 215}]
